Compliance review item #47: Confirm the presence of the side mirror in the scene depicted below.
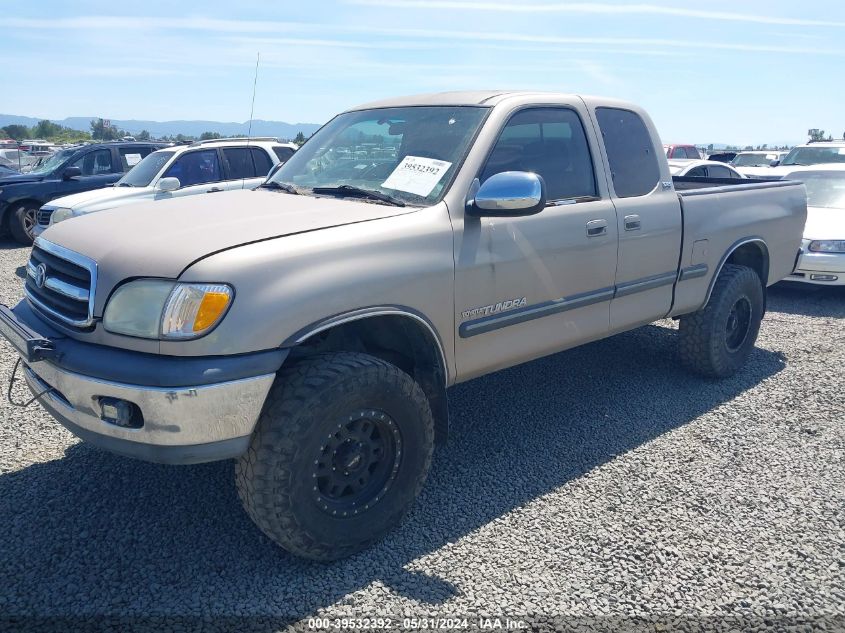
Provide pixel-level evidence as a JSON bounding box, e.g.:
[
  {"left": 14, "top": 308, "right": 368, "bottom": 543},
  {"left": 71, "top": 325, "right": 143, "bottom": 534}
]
[
  {"left": 266, "top": 162, "right": 284, "bottom": 180},
  {"left": 466, "top": 171, "right": 546, "bottom": 217},
  {"left": 156, "top": 177, "right": 180, "bottom": 192},
  {"left": 770, "top": 160, "right": 780, "bottom": 167},
  {"left": 62, "top": 166, "right": 82, "bottom": 180}
]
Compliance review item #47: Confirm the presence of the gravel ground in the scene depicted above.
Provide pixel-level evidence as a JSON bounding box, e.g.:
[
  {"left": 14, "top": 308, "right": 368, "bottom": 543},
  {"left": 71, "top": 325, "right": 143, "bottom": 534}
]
[{"left": 0, "top": 238, "right": 843, "bottom": 632}]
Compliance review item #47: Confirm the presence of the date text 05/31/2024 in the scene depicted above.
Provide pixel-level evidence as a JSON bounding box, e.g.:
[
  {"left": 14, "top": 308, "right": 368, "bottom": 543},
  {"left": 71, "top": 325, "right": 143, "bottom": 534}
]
[{"left": 307, "top": 617, "right": 528, "bottom": 630}]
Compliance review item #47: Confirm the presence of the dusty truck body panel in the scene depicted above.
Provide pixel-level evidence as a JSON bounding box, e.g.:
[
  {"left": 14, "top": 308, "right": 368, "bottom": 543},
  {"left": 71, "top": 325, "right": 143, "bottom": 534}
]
[
  {"left": 169, "top": 202, "right": 457, "bottom": 370},
  {"left": 670, "top": 179, "right": 808, "bottom": 317},
  {"left": 0, "top": 90, "right": 807, "bottom": 559}
]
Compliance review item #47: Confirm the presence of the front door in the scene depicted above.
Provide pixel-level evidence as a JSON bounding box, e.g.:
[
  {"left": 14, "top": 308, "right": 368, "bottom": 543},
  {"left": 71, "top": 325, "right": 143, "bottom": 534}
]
[
  {"left": 453, "top": 105, "right": 619, "bottom": 381},
  {"left": 156, "top": 148, "right": 225, "bottom": 199},
  {"left": 61, "top": 148, "right": 121, "bottom": 196}
]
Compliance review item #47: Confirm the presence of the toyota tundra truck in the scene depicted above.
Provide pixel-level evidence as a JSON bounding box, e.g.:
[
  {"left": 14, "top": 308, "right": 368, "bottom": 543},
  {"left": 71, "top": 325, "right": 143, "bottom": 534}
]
[{"left": 0, "top": 91, "right": 807, "bottom": 560}]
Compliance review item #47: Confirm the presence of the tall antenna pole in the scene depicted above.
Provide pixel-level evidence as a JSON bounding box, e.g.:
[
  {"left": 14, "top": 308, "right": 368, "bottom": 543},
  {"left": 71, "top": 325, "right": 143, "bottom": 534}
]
[
  {"left": 243, "top": 52, "right": 260, "bottom": 186},
  {"left": 247, "top": 52, "right": 260, "bottom": 141}
]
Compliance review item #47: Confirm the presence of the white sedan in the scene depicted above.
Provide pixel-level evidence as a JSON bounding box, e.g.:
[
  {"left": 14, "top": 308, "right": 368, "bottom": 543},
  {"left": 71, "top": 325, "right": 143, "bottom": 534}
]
[
  {"left": 667, "top": 159, "right": 745, "bottom": 180},
  {"left": 783, "top": 165, "right": 845, "bottom": 286}
]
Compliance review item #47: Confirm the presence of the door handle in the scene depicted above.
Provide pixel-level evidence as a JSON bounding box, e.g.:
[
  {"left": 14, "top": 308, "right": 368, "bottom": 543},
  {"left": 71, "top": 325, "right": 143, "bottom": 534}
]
[
  {"left": 624, "top": 214, "right": 642, "bottom": 231},
  {"left": 586, "top": 219, "right": 608, "bottom": 237},
  {"left": 207, "top": 187, "right": 223, "bottom": 193}
]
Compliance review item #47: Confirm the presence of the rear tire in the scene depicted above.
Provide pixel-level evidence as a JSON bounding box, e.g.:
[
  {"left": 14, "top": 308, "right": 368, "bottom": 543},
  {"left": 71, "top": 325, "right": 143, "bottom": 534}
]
[
  {"left": 679, "top": 264, "right": 764, "bottom": 378},
  {"left": 236, "top": 351, "right": 434, "bottom": 561},
  {"left": 9, "top": 203, "right": 37, "bottom": 245}
]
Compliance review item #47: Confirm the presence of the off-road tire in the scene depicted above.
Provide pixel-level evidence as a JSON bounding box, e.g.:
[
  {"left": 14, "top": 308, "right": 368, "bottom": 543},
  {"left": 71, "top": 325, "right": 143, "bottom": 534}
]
[
  {"left": 236, "top": 351, "right": 434, "bottom": 561},
  {"left": 679, "top": 264, "right": 764, "bottom": 378},
  {"left": 9, "top": 203, "right": 37, "bottom": 245}
]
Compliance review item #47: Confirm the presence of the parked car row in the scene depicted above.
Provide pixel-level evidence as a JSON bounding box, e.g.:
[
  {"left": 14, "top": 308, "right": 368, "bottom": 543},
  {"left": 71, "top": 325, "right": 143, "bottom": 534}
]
[
  {"left": 35, "top": 138, "right": 296, "bottom": 237},
  {"left": 782, "top": 165, "right": 845, "bottom": 286},
  {"left": 0, "top": 138, "right": 297, "bottom": 244}
]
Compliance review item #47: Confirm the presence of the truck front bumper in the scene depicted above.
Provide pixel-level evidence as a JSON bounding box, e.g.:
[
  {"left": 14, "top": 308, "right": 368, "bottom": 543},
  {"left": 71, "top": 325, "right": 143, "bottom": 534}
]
[
  {"left": 1, "top": 301, "right": 284, "bottom": 464},
  {"left": 23, "top": 360, "right": 274, "bottom": 464}
]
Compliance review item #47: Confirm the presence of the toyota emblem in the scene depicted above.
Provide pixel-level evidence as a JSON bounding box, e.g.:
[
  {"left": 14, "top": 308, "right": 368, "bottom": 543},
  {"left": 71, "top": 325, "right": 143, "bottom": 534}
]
[{"left": 34, "top": 263, "right": 47, "bottom": 288}]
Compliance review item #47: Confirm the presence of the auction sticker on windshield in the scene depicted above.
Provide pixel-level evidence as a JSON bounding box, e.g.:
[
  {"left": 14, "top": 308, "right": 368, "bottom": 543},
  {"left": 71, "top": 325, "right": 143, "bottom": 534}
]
[
  {"left": 125, "top": 153, "right": 142, "bottom": 166},
  {"left": 382, "top": 155, "right": 452, "bottom": 197}
]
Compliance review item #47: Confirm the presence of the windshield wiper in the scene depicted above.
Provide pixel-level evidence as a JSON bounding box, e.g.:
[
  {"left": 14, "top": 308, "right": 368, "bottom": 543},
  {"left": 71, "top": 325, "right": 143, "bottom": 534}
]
[
  {"left": 259, "top": 181, "right": 299, "bottom": 194},
  {"left": 311, "top": 185, "right": 405, "bottom": 207},
  {"left": 117, "top": 182, "right": 133, "bottom": 187}
]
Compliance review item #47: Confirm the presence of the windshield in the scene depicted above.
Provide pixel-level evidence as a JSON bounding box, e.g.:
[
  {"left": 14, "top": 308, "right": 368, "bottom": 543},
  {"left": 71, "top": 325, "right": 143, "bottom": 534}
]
[
  {"left": 732, "top": 153, "right": 771, "bottom": 167},
  {"left": 27, "top": 148, "right": 77, "bottom": 174},
  {"left": 795, "top": 173, "right": 845, "bottom": 209},
  {"left": 782, "top": 146, "right": 845, "bottom": 167},
  {"left": 269, "top": 106, "right": 489, "bottom": 206},
  {"left": 118, "top": 150, "right": 175, "bottom": 187}
]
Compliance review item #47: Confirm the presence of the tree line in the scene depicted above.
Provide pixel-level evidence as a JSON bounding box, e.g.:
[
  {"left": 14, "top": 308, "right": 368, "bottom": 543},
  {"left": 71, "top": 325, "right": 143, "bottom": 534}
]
[{"left": 1, "top": 119, "right": 310, "bottom": 145}]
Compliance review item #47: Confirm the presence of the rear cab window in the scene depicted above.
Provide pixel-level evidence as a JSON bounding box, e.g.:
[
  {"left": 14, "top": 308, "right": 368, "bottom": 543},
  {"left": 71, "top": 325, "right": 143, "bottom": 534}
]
[{"left": 595, "top": 107, "right": 660, "bottom": 198}]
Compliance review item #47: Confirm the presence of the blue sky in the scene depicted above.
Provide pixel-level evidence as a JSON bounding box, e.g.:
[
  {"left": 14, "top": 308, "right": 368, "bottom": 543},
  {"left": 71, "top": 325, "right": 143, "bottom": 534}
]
[{"left": 1, "top": 0, "right": 843, "bottom": 146}]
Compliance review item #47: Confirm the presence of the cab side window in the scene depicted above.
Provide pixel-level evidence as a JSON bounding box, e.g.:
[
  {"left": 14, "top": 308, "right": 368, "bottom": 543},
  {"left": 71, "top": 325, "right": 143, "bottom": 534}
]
[
  {"left": 595, "top": 107, "right": 661, "bottom": 198},
  {"left": 71, "top": 149, "right": 113, "bottom": 176},
  {"left": 163, "top": 150, "right": 221, "bottom": 187},
  {"left": 480, "top": 108, "right": 597, "bottom": 201}
]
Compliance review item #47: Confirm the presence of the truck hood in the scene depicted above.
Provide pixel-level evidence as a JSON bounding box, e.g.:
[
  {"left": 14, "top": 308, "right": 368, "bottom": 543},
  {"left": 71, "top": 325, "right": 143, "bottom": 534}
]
[
  {"left": 39, "top": 188, "right": 417, "bottom": 312},
  {"left": 46, "top": 185, "right": 144, "bottom": 211},
  {"left": 0, "top": 172, "right": 48, "bottom": 185},
  {"left": 804, "top": 206, "right": 845, "bottom": 240}
]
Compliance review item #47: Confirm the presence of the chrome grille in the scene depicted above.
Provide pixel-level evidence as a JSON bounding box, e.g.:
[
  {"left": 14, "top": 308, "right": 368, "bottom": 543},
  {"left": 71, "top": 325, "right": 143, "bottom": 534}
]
[
  {"left": 25, "top": 239, "right": 97, "bottom": 328},
  {"left": 37, "top": 208, "right": 53, "bottom": 226}
]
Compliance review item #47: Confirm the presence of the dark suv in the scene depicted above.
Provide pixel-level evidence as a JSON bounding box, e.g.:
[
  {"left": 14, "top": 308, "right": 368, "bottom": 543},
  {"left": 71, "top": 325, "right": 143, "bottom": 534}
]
[{"left": 0, "top": 141, "right": 166, "bottom": 244}]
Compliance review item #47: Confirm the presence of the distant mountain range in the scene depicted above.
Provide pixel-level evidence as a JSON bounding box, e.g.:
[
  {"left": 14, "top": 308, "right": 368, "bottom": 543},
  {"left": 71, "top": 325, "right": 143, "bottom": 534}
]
[{"left": 0, "top": 114, "right": 322, "bottom": 140}]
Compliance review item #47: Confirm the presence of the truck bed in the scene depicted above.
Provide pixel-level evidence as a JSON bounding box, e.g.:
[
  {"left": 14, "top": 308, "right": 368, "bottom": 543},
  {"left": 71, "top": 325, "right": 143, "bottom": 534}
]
[
  {"left": 670, "top": 177, "right": 807, "bottom": 316},
  {"left": 672, "top": 175, "right": 787, "bottom": 191}
]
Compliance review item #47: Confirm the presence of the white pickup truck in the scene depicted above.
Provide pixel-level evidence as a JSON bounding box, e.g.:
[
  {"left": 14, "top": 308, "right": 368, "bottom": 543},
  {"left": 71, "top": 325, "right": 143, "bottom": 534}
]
[{"left": 0, "top": 91, "right": 807, "bottom": 560}]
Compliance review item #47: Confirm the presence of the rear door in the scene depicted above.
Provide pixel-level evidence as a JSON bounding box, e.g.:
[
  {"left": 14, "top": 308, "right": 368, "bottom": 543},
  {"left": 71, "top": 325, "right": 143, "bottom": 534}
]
[
  {"left": 220, "top": 146, "right": 275, "bottom": 190},
  {"left": 592, "top": 106, "right": 683, "bottom": 331}
]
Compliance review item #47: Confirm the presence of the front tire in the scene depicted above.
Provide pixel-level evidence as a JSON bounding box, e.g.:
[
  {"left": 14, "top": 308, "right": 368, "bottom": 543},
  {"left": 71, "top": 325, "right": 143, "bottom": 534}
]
[
  {"left": 679, "top": 264, "right": 764, "bottom": 378},
  {"left": 9, "top": 203, "right": 37, "bottom": 245},
  {"left": 236, "top": 351, "right": 434, "bottom": 560}
]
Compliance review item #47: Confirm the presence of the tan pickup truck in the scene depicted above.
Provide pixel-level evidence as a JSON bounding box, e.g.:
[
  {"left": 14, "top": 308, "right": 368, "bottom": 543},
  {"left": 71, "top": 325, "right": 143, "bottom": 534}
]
[{"left": 0, "top": 91, "right": 806, "bottom": 560}]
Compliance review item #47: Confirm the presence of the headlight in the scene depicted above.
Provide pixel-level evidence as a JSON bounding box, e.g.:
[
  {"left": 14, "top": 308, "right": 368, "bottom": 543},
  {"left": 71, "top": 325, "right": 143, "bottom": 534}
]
[
  {"left": 103, "top": 279, "right": 233, "bottom": 339},
  {"left": 808, "top": 240, "right": 845, "bottom": 254},
  {"left": 161, "top": 283, "right": 233, "bottom": 339},
  {"left": 49, "top": 208, "right": 74, "bottom": 225}
]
